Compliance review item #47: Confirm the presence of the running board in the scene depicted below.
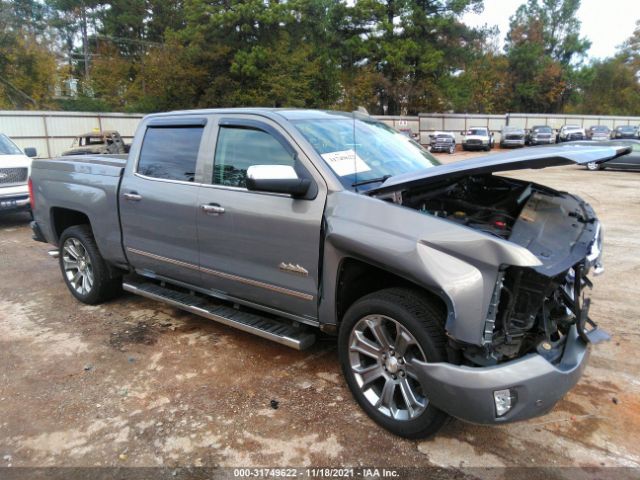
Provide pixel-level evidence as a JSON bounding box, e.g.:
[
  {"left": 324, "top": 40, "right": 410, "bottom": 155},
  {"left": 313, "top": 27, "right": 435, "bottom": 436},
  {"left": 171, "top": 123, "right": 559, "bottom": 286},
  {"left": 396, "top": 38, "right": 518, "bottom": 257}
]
[{"left": 122, "top": 279, "right": 316, "bottom": 350}]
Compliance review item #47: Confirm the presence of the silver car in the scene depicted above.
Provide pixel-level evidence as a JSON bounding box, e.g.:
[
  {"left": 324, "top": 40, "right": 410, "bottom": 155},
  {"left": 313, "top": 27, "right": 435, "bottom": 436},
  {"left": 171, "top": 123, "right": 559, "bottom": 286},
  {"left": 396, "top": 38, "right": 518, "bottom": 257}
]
[{"left": 500, "top": 126, "right": 525, "bottom": 148}]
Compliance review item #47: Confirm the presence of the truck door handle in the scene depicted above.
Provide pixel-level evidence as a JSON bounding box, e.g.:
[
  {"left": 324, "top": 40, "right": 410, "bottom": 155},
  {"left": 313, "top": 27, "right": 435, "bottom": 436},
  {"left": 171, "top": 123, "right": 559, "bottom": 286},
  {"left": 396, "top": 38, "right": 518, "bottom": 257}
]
[
  {"left": 201, "top": 203, "right": 225, "bottom": 215},
  {"left": 123, "top": 192, "right": 142, "bottom": 201}
]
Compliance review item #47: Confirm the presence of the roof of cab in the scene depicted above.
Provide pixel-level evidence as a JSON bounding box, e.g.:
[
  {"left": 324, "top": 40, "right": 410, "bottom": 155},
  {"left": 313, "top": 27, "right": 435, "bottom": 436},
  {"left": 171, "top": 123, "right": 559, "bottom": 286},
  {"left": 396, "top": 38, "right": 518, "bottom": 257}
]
[{"left": 143, "top": 108, "right": 366, "bottom": 122}]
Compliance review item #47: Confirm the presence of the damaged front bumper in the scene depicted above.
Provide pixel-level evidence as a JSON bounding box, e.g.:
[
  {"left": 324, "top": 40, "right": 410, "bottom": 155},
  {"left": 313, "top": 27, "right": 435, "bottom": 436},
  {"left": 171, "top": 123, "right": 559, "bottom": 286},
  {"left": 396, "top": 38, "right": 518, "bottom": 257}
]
[{"left": 414, "top": 325, "right": 597, "bottom": 424}]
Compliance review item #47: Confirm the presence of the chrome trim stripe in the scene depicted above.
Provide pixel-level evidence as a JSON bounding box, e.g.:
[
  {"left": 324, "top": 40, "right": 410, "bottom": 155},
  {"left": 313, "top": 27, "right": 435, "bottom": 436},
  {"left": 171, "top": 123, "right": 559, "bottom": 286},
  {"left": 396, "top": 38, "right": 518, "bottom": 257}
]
[
  {"left": 126, "top": 247, "right": 314, "bottom": 302},
  {"left": 127, "top": 247, "right": 199, "bottom": 271}
]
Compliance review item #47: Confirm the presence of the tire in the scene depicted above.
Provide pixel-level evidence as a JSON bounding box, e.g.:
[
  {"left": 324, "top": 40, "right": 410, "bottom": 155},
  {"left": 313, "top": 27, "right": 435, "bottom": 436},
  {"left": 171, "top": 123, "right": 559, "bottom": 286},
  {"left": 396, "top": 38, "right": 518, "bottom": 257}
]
[
  {"left": 462, "top": 145, "right": 467, "bottom": 151},
  {"left": 586, "top": 162, "right": 601, "bottom": 171},
  {"left": 338, "top": 287, "right": 450, "bottom": 439},
  {"left": 448, "top": 144, "right": 455, "bottom": 154},
  {"left": 484, "top": 145, "right": 490, "bottom": 152},
  {"left": 58, "top": 225, "right": 122, "bottom": 304}
]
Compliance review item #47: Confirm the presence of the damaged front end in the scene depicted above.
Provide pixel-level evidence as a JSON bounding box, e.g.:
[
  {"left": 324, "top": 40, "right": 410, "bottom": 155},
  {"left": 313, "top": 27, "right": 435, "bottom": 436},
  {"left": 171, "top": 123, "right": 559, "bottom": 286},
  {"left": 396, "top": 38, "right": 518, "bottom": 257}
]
[
  {"left": 395, "top": 173, "right": 609, "bottom": 367},
  {"left": 359, "top": 145, "right": 627, "bottom": 424},
  {"left": 377, "top": 177, "right": 610, "bottom": 423},
  {"left": 470, "top": 258, "right": 607, "bottom": 368}
]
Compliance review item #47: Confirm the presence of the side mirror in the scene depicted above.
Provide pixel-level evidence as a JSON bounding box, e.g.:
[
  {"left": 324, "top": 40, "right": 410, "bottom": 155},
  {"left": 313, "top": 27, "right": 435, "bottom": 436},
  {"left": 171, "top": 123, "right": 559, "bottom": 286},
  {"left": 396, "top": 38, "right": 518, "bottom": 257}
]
[
  {"left": 246, "top": 165, "right": 310, "bottom": 198},
  {"left": 24, "top": 147, "right": 37, "bottom": 158}
]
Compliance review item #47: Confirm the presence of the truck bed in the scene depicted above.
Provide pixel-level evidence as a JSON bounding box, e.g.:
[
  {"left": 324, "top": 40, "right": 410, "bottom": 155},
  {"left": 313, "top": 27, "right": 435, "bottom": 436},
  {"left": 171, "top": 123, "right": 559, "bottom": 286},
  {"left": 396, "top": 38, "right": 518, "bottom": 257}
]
[{"left": 31, "top": 154, "right": 128, "bottom": 267}]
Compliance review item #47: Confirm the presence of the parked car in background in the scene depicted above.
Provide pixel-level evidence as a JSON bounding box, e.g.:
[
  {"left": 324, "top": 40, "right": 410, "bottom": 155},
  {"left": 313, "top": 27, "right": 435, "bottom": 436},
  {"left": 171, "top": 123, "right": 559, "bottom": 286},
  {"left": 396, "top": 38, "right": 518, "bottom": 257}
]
[
  {"left": 0, "top": 133, "right": 37, "bottom": 215},
  {"left": 461, "top": 126, "right": 493, "bottom": 151},
  {"left": 429, "top": 131, "right": 456, "bottom": 154},
  {"left": 557, "top": 125, "right": 586, "bottom": 142},
  {"left": 565, "top": 140, "right": 640, "bottom": 171},
  {"left": 499, "top": 126, "right": 525, "bottom": 148},
  {"left": 586, "top": 125, "right": 611, "bottom": 141},
  {"left": 29, "top": 108, "right": 624, "bottom": 438},
  {"left": 398, "top": 128, "right": 420, "bottom": 141},
  {"left": 62, "top": 130, "right": 129, "bottom": 156},
  {"left": 611, "top": 125, "right": 638, "bottom": 139},
  {"left": 525, "top": 125, "right": 555, "bottom": 146}
]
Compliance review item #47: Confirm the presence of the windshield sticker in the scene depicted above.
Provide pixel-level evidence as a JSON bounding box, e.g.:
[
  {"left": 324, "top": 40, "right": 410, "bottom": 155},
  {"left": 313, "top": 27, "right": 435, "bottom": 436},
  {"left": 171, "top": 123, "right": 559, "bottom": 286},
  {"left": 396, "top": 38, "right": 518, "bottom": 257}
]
[{"left": 321, "top": 149, "right": 371, "bottom": 176}]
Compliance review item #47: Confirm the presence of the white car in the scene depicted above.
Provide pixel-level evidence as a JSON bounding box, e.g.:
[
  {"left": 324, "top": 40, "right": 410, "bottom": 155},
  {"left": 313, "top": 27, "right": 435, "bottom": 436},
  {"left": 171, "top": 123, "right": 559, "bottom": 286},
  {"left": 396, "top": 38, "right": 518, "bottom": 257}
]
[
  {"left": 557, "top": 125, "right": 586, "bottom": 142},
  {"left": 0, "top": 133, "right": 37, "bottom": 215},
  {"left": 461, "top": 126, "right": 494, "bottom": 151}
]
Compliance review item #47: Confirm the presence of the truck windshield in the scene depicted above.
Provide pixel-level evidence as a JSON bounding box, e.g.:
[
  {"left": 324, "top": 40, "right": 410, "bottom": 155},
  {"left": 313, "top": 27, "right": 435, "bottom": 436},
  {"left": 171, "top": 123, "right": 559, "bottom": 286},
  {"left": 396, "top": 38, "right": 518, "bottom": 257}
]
[
  {"left": 292, "top": 117, "right": 439, "bottom": 190},
  {"left": 467, "top": 129, "right": 487, "bottom": 135},
  {"left": 0, "top": 134, "right": 23, "bottom": 156}
]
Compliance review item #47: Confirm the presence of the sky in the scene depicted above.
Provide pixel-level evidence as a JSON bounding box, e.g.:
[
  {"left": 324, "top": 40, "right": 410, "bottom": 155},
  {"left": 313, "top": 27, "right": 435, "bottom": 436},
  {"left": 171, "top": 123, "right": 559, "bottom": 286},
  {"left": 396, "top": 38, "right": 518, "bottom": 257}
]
[{"left": 462, "top": 0, "right": 639, "bottom": 60}]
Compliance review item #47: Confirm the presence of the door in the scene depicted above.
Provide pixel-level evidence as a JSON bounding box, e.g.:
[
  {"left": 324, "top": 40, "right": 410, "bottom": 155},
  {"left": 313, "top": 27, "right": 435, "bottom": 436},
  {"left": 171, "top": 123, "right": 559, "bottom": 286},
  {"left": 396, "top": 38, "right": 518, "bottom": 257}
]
[
  {"left": 120, "top": 120, "right": 206, "bottom": 285},
  {"left": 608, "top": 142, "right": 640, "bottom": 169},
  {"left": 196, "top": 117, "right": 326, "bottom": 321}
]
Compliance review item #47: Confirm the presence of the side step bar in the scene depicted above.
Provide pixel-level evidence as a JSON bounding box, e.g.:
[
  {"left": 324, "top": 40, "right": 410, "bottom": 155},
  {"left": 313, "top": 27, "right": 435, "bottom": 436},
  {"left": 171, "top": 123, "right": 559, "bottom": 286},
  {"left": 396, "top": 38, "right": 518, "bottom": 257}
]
[{"left": 122, "top": 279, "right": 316, "bottom": 350}]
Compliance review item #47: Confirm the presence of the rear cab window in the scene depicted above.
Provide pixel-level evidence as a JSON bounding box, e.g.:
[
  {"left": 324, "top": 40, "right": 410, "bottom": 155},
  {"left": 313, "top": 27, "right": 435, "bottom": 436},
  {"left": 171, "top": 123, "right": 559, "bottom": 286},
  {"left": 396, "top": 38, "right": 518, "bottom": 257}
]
[{"left": 137, "top": 126, "right": 204, "bottom": 182}]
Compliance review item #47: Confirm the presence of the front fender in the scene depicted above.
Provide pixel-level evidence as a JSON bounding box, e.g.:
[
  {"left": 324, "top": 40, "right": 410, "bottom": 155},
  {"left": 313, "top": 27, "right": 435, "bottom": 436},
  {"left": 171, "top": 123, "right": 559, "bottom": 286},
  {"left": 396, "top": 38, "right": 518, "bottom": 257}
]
[{"left": 321, "top": 191, "right": 540, "bottom": 345}]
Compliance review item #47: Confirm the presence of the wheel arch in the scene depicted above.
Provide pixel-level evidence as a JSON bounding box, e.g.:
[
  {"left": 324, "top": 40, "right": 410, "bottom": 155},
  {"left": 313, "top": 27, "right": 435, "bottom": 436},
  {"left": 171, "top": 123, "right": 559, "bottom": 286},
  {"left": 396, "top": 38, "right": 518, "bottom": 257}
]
[
  {"left": 50, "top": 207, "right": 92, "bottom": 244},
  {"left": 333, "top": 257, "right": 451, "bottom": 327}
]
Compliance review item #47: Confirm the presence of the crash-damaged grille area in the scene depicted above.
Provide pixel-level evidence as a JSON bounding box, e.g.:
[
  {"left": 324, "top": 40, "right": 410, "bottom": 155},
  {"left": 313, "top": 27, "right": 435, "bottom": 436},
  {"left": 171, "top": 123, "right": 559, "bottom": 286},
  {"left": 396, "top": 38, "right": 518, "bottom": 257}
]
[{"left": 465, "top": 263, "right": 598, "bottom": 366}]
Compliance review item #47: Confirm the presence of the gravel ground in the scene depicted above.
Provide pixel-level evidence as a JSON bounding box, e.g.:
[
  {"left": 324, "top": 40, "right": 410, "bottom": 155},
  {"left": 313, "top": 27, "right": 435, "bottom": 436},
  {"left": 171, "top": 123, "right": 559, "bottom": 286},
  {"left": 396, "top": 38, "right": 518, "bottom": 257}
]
[{"left": 1, "top": 149, "right": 639, "bottom": 478}]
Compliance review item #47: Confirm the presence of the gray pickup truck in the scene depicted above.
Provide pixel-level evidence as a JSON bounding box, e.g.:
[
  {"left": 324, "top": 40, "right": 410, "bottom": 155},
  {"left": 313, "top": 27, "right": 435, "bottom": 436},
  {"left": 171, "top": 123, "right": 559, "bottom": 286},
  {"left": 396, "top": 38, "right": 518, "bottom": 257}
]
[{"left": 30, "top": 109, "right": 625, "bottom": 438}]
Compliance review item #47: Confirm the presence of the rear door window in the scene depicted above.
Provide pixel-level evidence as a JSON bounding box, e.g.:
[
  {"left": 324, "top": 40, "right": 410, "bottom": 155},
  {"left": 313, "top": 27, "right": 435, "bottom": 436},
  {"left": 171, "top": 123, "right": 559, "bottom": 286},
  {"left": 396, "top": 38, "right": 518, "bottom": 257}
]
[{"left": 137, "top": 126, "right": 203, "bottom": 182}]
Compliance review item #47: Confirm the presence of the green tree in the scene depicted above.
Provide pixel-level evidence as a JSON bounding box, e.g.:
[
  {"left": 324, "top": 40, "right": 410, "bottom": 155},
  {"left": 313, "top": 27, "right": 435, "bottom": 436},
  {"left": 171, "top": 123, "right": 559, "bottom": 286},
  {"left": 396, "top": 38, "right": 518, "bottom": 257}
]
[
  {"left": 567, "top": 23, "right": 640, "bottom": 116},
  {"left": 504, "top": 0, "right": 590, "bottom": 112},
  {"left": 348, "top": 0, "right": 486, "bottom": 115},
  {"left": 0, "top": 1, "right": 57, "bottom": 108}
]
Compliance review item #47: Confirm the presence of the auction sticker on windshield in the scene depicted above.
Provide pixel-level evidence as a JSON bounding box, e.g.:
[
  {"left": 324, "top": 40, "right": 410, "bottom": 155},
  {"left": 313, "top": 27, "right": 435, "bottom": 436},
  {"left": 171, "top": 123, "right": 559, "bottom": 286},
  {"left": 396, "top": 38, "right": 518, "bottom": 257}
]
[{"left": 321, "top": 149, "right": 371, "bottom": 176}]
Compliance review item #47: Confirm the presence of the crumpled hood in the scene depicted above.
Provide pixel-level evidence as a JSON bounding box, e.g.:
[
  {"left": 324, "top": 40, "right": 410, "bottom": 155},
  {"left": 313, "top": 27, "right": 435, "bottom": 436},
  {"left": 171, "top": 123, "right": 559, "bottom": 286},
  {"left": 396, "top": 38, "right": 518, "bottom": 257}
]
[{"left": 368, "top": 144, "right": 631, "bottom": 195}]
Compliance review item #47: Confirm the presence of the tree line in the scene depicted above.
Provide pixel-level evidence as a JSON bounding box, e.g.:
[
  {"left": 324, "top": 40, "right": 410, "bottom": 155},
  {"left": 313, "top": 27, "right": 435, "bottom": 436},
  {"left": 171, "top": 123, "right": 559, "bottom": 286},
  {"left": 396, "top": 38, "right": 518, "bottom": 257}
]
[{"left": 1, "top": 0, "right": 639, "bottom": 115}]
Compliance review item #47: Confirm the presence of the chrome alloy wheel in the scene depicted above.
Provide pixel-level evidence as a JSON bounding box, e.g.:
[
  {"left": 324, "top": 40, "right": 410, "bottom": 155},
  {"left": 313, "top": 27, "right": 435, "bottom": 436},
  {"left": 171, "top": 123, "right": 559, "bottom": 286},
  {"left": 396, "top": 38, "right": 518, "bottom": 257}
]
[
  {"left": 62, "top": 238, "right": 94, "bottom": 295},
  {"left": 348, "top": 315, "right": 428, "bottom": 421}
]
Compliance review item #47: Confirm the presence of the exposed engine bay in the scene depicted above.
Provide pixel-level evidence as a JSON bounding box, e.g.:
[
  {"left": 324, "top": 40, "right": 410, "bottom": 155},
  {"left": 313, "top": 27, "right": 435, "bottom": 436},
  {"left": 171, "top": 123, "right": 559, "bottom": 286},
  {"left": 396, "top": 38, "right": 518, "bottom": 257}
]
[
  {"left": 382, "top": 174, "right": 605, "bottom": 366},
  {"left": 399, "top": 174, "right": 535, "bottom": 239}
]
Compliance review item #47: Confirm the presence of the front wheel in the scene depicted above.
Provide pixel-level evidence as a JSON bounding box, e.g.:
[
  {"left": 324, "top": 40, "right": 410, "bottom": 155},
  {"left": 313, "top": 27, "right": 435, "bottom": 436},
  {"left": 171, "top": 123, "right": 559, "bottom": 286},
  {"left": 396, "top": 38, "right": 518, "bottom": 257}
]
[
  {"left": 338, "top": 288, "right": 450, "bottom": 438},
  {"left": 448, "top": 144, "right": 455, "bottom": 154},
  {"left": 59, "top": 225, "right": 122, "bottom": 304}
]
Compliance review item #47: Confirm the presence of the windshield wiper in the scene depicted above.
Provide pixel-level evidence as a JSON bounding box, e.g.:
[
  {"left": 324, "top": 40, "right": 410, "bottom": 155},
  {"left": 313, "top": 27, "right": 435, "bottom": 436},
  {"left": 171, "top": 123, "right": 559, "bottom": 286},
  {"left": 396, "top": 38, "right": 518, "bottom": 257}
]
[{"left": 352, "top": 175, "right": 392, "bottom": 187}]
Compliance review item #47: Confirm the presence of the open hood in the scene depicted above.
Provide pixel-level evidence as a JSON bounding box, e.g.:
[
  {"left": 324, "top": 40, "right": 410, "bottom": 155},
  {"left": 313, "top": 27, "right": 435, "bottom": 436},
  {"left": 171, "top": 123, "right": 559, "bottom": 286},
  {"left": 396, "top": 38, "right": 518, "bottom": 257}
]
[{"left": 368, "top": 144, "right": 631, "bottom": 195}]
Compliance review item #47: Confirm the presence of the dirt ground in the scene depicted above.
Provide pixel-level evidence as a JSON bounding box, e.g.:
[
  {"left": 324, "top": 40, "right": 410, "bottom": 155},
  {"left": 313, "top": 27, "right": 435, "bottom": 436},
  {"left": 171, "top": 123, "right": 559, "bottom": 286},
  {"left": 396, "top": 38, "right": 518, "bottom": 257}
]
[{"left": 1, "top": 148, "right": 639, "bottom": 478}]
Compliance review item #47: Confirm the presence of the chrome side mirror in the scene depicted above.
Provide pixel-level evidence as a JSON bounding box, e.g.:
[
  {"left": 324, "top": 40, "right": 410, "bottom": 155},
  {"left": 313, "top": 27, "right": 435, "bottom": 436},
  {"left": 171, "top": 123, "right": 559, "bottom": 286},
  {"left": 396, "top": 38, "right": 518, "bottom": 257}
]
[{"left": 246, "top": 165, "right": 311, "bottom": 197}]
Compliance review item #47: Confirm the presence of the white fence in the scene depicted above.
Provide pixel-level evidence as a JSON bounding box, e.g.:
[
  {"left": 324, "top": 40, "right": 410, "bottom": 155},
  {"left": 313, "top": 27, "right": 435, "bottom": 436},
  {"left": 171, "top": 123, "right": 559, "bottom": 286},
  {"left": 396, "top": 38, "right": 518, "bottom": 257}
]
[
  {"left": 378, "top": 113, "right": 640, "bottom": 144},
  {"left": 2, "top": 110, "right": 639, "bottom": 158},
  {"left": 0, "top": 110, "right": 143, "bottom": 158}
]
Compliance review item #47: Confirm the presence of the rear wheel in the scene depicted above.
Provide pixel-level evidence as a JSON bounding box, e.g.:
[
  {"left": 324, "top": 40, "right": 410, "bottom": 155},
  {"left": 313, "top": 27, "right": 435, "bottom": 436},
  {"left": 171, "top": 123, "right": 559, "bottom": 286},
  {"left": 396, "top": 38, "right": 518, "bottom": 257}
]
[
  {"left": 586, "top": 162, "right": 601, "bottom": 171},
  {"left": 59, "top": 225, "right": 121, "bottom": 304},
  {"left": 338, "top": 288, "right": 450, "bottom": 438}
]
